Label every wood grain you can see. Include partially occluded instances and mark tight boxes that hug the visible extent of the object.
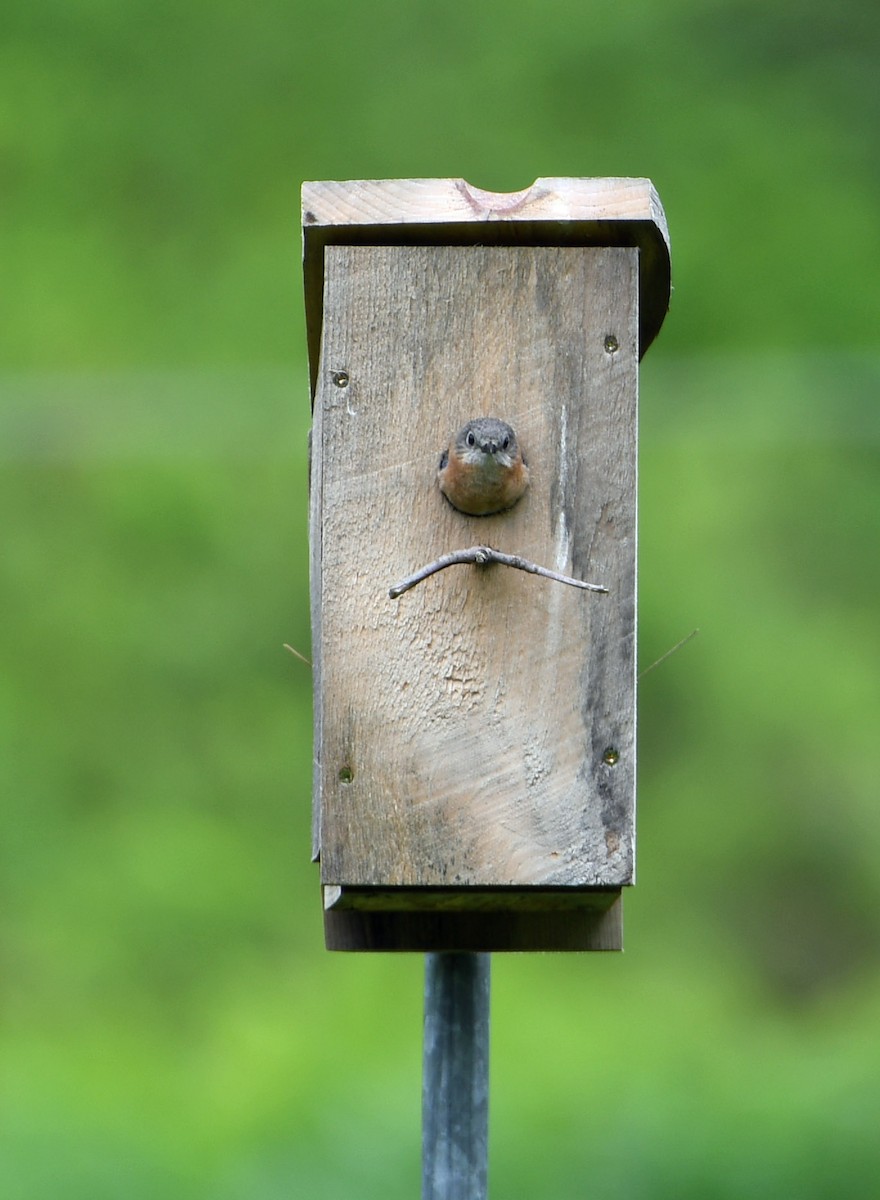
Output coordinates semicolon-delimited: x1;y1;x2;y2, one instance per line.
302;175;666;228
311;244;638;897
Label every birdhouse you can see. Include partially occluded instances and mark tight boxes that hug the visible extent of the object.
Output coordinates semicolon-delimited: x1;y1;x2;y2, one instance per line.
302;178;670;951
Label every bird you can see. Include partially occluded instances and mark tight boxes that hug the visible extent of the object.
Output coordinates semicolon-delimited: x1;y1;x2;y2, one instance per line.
437;417;529;516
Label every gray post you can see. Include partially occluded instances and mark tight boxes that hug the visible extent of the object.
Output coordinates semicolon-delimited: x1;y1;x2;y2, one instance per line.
422;952;491;1200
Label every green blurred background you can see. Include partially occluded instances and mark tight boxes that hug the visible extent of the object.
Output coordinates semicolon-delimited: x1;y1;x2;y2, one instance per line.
2;1;879;1196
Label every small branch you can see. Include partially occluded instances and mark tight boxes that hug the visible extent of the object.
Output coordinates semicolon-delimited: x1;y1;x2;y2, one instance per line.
283;643;312;667
638;628;699;680
389;546;608;600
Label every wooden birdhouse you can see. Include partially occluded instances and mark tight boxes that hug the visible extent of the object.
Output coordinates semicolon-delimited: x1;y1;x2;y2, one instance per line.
302;178;670;951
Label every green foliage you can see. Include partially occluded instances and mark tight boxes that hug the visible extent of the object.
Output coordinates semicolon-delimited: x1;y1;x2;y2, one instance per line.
2;1;879;1196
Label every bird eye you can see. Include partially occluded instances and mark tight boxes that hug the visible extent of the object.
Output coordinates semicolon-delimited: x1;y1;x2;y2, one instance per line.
502;436;510;450
466;431;476;447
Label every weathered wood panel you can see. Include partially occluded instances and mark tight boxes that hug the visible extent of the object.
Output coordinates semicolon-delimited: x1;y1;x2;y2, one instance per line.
311;245;638;895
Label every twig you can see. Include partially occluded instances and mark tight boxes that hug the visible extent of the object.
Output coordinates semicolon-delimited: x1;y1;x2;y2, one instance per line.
638;629;699;680
283;643;312;667
389;546;608;600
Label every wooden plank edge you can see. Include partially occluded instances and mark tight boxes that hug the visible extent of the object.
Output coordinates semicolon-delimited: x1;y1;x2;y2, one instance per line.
323;893;623;952
323;885;622;913
302;177;666;231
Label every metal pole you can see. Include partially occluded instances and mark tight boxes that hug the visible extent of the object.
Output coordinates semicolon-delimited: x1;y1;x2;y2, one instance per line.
422;952;491;1200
